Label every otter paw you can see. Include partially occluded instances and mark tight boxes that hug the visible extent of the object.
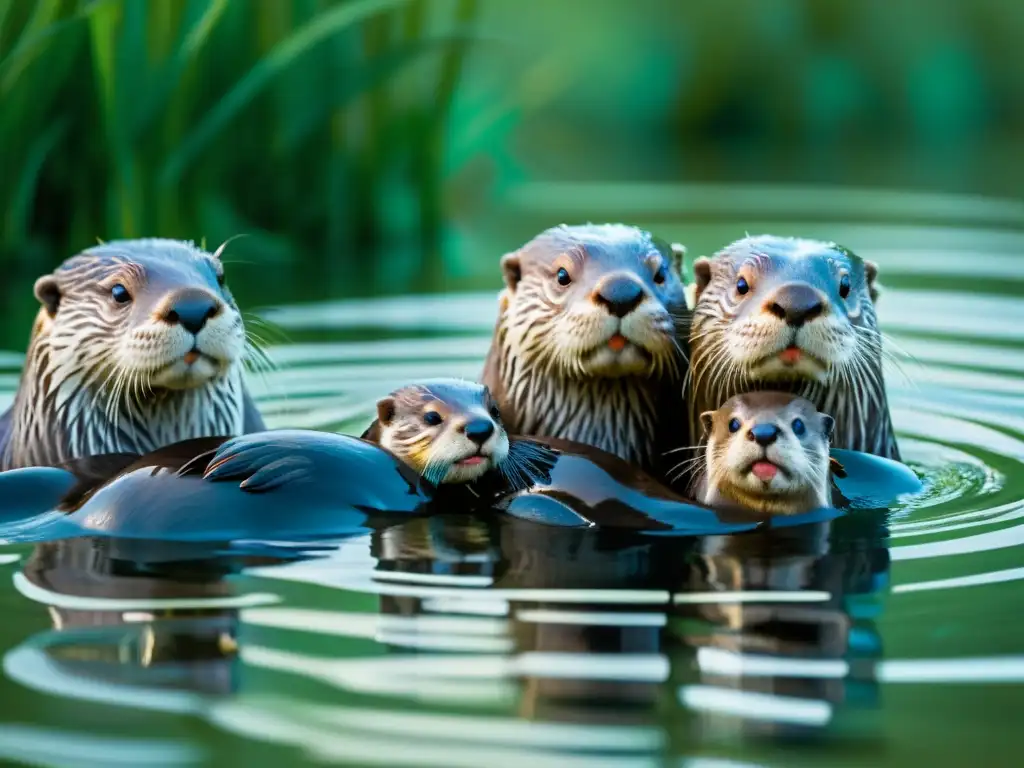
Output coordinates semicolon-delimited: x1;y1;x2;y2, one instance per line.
203;439;317;493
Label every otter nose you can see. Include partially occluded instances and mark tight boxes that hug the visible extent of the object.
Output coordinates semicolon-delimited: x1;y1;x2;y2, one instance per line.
765;282;825;327
162;290;221;335
463;419;495;445
748;423;780;446
594;276;644;318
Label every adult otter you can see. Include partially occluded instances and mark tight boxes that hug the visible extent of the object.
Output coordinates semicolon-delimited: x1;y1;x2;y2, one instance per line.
0;238;264;470
689;234;899;463
481;224;689;475
696;391;834;516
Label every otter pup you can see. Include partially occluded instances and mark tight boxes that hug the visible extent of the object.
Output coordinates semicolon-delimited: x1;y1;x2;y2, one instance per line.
697;391;834;516
689;234;899;463
0;239;264;470
481;223;689;475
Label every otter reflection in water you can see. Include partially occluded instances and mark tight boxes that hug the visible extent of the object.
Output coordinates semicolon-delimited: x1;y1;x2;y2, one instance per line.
368;511;889;746
4;537;313;707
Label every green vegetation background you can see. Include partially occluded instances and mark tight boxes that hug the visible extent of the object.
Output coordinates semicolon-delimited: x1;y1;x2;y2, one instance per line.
1;0;1021;325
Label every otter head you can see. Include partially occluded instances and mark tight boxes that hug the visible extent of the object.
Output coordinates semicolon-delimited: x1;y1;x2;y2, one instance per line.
369;379;511;486
691;235;879;387
498;224;687;379
700;391;833;514
33;238;245;392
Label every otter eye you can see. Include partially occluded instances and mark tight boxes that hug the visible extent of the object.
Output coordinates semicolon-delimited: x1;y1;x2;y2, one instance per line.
653;265;666;285
111;284;132;304
423;411;443;426
839;274;851;299
556;267;572;287
736;277;750;296
791;418;806;437
728;418;741;433
489;403;502;420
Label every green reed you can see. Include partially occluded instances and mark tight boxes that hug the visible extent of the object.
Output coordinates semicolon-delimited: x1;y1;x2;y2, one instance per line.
0;0;479;286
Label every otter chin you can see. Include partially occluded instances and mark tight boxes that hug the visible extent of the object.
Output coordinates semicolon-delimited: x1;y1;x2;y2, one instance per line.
0;238;265;470
481;223;690;474
689;234;899;463
697;391;834;516
362;378;512;486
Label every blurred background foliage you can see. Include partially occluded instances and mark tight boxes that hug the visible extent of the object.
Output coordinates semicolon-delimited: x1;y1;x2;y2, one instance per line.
0;0;1022;318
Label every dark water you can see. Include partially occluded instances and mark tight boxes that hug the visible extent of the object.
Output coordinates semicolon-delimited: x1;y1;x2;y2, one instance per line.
0;199;1023;766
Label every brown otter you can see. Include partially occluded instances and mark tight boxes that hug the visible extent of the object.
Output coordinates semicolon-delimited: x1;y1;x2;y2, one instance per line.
688;235;899;465
0;238;265;470
696;391;834;516
481;223;690;476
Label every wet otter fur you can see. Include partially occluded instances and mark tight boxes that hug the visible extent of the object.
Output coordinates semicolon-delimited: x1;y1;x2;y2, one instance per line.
687;235;899;472
481;223;690;480
0;239;265;470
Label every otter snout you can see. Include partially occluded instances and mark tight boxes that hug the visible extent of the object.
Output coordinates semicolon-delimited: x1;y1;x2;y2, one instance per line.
462;418;496;446
592;274;645;318
159;288;223;334
763;282;827;327
747;423;780;446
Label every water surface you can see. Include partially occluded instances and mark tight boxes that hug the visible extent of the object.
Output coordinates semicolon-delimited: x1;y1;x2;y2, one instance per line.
0;194;1023;766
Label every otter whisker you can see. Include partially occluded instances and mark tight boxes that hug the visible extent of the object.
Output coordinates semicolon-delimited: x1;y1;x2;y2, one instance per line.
662;442;703;456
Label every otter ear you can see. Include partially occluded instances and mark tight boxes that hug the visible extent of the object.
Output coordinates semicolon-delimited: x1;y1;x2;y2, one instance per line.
693;257;713;304
820;414;835;439
500;252;522;292
376;397;397;426
34;275;61;317
864;260;881;304
699;410;715;437
668;242;686;274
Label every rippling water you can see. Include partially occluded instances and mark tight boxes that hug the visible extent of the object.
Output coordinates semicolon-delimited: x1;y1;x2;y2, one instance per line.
0;202;1023;766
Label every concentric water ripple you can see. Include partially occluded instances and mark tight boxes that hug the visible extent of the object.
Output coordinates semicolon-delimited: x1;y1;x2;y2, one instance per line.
0;214;1023;765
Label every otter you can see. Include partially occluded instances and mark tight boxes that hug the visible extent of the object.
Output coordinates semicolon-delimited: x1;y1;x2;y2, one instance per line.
481;223;690;476
0;238;265;471
688;234;899;465
360;378;522;488
696;391;834;516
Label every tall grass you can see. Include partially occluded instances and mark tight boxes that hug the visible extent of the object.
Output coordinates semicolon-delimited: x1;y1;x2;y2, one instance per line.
0;0;479;293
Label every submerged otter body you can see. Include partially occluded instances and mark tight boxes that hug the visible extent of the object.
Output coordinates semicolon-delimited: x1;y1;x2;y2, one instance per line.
0;380;757;540
688;235;899;467
0;378;919;542
0;239;264;471
359;378;756;533
481;224;690;478
3;434;433;542
696;391;834;516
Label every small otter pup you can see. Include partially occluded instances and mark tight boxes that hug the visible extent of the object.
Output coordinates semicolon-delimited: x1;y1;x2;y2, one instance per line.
697;392;834;516
360;378;547;489
689;234;899;463
481;223;690;476
0;238;264;470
